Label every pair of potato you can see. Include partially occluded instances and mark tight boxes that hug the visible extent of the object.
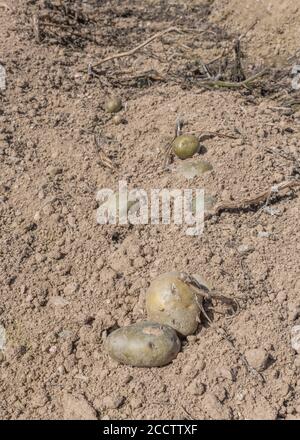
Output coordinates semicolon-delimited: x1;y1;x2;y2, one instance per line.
106;271;207;367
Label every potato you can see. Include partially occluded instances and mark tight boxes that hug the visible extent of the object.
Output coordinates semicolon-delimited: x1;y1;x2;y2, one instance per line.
106;321;181;367
146;271;209;336
105;96;122;113
172;135;200;160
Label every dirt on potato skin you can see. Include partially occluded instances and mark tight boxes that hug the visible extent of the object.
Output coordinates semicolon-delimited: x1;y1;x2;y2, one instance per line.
0;0;300;420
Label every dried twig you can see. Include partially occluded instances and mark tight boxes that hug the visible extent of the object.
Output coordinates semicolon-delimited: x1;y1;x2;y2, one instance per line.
207;180;300;218
91;27;182;70
163;118;184;168
179;272;238;323
231;39;246;82
199;68;269;89
94;134;115;171
32;14;40;43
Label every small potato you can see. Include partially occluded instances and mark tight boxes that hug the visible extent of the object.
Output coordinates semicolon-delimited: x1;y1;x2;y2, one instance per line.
172;135;200;160
146;272;207;336
106;321;181;367
112;114;123;125
105;96;122;113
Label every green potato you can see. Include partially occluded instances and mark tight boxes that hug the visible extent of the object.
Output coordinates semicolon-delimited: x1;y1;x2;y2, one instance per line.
172;135;200;160
106;322;181;367
146;272;203;336
105;96;122;113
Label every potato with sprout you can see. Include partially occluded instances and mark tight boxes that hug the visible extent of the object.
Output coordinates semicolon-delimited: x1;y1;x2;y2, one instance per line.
146;272;202;336
146;272;236;336
106;322;181;367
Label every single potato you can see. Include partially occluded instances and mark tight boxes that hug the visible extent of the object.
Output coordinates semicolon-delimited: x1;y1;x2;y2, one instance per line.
106;321;181;367
105;96;122;113
146;271;205;336
172;134;200;160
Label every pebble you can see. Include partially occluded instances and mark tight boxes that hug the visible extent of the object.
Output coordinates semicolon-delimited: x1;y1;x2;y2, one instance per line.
49;345;57;354
277;291;287;303
288;302;300;321
57;365;66;374
291;326;300;353
67;214;76;227
47;166;62;177
35;253;46;263
0;324;6;350
64;282;79;296
49;296;69;307
257;231;270;238
294;355;300;367
245;348;269;372
237;244;254;255
102;395;125;410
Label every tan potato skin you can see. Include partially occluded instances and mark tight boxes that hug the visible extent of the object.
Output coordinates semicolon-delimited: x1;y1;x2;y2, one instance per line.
105;96;122;113
172;135;200;159
106;322;181;367
146;272;200;336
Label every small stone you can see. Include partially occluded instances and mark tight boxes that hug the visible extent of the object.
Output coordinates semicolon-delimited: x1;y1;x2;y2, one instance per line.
64;282;79;296
237;244;254;255
33;211;40;222
47;166;62;177
58;330;73;339
288;302;300;321
57;365;66;374
277;292;287;303
49;250;63;260
294;355;300;367
0;324;6;350
102;395;125;410
96;257;104;269
216;366;236;381
35;253;46;263
38;190;45;200
291;326;300;353
67;214;76;227
245;348;269;371
112;114;123;125
257;231;270;238
49;296;69;307
49;345;57;354
122;374;133;385
62;393;97;420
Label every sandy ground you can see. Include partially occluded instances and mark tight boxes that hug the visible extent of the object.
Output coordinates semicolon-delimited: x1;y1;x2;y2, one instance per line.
0;0;300;420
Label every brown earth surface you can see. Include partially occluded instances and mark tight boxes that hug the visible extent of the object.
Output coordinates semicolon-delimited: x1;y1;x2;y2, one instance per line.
0;0;300;420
